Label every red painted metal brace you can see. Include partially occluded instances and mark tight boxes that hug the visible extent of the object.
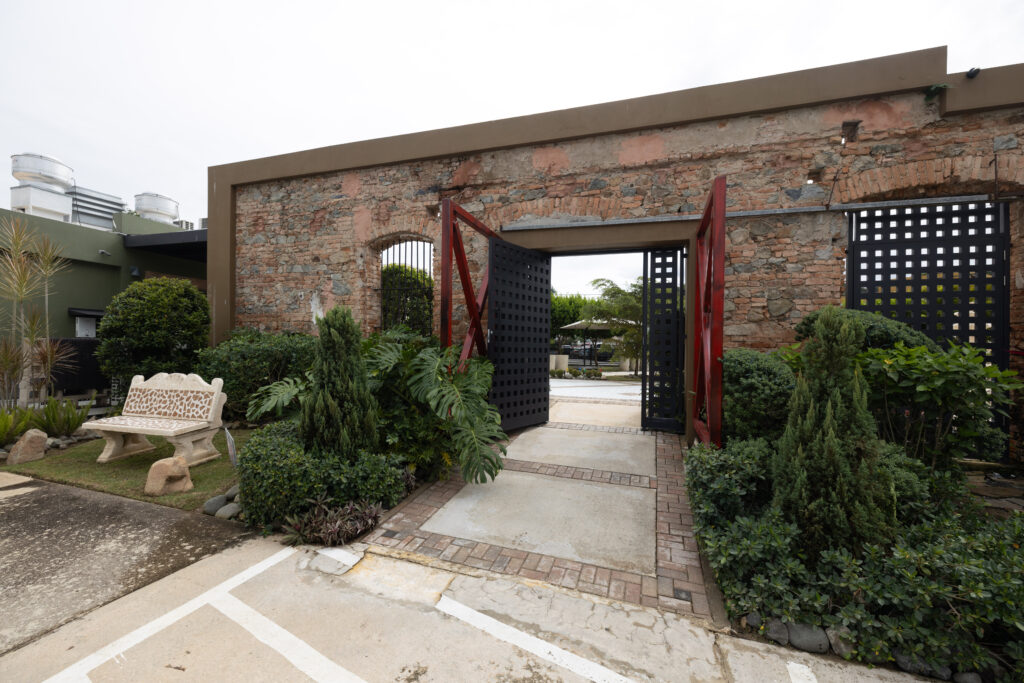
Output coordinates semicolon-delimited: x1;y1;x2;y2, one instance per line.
439;199;503;363
692;176;726;446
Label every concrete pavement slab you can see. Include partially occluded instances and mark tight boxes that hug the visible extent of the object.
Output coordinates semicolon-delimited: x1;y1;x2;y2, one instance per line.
0;481;250;656
551;378;641;401
549;401;641;428
230;552;586;682
507;426;655;474
420;470;656;574
0;472;32;488
87;604;308;682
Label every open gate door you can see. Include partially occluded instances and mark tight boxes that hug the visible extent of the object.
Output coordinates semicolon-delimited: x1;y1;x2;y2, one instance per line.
438;199;551;433
641;247;686;432
487;238;551;432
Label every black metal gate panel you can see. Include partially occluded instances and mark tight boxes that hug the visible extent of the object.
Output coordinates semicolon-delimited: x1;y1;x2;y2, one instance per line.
642;247;686;432
487;238;551;432
847;201;1010;369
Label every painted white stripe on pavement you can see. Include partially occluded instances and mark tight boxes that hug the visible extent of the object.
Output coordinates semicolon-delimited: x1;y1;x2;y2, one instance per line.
44;547;297;683
436;595;633;683
316;546;361;567
211;593;365;683
787;661;819;683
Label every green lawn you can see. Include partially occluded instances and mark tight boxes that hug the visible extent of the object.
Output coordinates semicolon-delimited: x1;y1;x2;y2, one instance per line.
1;429;253;511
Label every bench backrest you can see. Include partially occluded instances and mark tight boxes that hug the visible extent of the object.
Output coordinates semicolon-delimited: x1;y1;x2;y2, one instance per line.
122;373;224;423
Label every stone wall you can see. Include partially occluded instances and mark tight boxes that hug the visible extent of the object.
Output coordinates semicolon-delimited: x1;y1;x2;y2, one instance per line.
232;92;1022;456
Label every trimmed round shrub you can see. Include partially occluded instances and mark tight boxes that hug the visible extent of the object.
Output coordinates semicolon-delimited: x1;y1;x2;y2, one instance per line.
195;328;316;421
96;277;209;389
722;349;795;442
795;307;939;352
238;421;334;527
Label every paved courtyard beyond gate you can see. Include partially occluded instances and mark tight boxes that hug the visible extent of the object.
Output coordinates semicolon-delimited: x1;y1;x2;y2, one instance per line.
365;397;717;621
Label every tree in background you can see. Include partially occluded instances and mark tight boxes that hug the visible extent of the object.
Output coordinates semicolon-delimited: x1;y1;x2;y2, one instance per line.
96;277;209;394
581;278;643;366
381;264;433;337
550;292;587;342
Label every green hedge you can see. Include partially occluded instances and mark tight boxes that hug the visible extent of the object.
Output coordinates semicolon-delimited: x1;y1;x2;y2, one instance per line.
195;328;316;421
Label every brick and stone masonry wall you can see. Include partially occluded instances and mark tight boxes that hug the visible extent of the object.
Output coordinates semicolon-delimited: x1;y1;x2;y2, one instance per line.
233;92;1023;456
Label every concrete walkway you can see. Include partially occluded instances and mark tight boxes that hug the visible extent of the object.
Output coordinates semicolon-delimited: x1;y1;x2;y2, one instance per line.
550;378;642;402
1;537;916;682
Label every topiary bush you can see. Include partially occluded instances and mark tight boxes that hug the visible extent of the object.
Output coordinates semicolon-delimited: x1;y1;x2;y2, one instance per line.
195;328;316;421
96;277;209;391
795;307;939;352
722;349;795;442
299;306;378;460
771;306;896;561
237;421;334;528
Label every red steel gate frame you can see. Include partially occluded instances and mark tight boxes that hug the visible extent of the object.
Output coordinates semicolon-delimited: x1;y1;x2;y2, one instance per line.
692;175;726;446
439;199;502;363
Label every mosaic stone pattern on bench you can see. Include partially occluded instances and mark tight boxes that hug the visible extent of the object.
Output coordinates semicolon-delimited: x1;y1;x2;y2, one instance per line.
122;389;216;421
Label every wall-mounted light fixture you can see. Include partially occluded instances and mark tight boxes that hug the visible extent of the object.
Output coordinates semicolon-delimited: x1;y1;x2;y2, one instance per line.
98;249;111;256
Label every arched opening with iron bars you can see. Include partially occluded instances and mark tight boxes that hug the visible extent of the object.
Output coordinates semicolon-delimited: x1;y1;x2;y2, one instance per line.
379;237;435;336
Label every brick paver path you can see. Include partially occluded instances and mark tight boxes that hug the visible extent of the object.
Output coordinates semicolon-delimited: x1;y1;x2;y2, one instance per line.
365;410;713;620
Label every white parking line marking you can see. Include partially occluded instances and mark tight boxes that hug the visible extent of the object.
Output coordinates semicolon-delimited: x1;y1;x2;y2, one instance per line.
44;547;297;683
787;661;818;683
211;593;365;682
317;546;361;567
436;595;633;683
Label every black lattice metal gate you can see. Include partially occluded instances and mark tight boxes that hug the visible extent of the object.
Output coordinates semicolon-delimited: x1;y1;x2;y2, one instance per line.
487;238;551;432
642;247;687;432
847;201;1010;369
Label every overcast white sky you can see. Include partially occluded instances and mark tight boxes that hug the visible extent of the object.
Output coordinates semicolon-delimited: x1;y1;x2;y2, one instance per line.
3;0;1023;297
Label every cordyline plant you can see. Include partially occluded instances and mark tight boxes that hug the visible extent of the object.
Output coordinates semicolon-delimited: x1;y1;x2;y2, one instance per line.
0;216;75;407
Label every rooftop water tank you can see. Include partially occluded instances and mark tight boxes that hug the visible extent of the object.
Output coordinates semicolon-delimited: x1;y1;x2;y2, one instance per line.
134;192;179;224
11;153;73;192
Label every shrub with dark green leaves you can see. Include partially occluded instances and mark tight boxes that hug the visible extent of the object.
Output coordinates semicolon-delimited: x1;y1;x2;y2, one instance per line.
686;439;774;529
795;307;939;352
341;451;409;508
238;421;335;527
722;349;795;442
381;264;433;336
861;342;1021;469
195;328;316;421
96;277;209;390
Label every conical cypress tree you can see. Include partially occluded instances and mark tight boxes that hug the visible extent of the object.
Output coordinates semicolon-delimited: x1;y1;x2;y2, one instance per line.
299;306;378;460
771;306;893;560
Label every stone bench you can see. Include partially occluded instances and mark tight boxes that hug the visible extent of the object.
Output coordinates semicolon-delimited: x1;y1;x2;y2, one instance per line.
83;373;227;466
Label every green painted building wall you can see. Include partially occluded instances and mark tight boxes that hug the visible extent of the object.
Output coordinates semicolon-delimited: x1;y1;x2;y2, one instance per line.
0;208;205;339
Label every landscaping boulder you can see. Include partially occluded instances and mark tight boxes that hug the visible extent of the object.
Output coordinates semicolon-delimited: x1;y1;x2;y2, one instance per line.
765;619;788;646
8;429;48;464
225;484;239;501
144;456;193;496
787;623;829;654
894;650;933;677
745;612;762;628
203;494;228;516
825;625;854;659
952;673;981;683
215;502;241;520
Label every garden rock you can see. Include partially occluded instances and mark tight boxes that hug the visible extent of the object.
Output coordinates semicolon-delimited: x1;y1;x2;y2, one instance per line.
765;619;788;646
952;673;981;683
225;484;239;501
8;429;48;465
72;427;91;438
894;650;933;677
745;612;761;628
203;494;228;516
144;456;193;496
787;622;829;653
46;437;62;450
825;625;854;659
215;502;241;520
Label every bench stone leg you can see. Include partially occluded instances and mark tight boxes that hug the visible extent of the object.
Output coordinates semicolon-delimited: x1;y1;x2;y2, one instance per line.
95;432;155;463
166;428;220;466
